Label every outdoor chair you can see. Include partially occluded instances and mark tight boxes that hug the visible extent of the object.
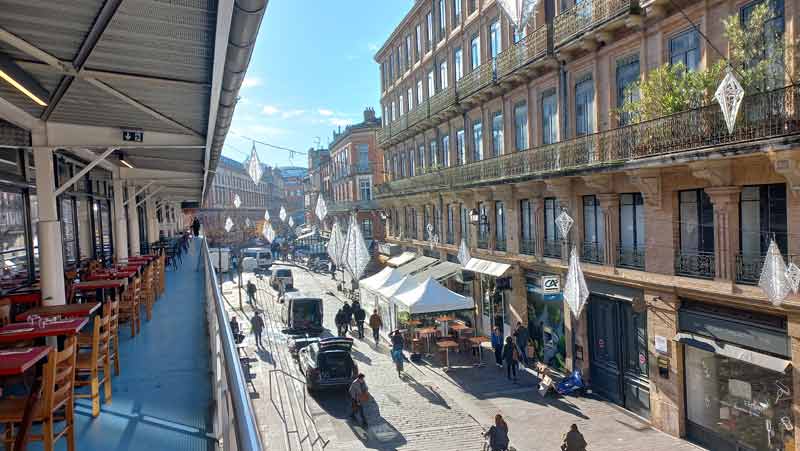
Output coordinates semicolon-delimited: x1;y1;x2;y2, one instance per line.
107;300;121;376
75;312;112;417
118;276;141;337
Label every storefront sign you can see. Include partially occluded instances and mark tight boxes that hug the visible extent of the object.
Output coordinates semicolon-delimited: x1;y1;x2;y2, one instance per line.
679;304;789;357
542;275;560;293
654;335;668;354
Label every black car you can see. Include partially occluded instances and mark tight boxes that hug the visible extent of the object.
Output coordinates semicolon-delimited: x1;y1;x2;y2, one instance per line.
298;337;358;393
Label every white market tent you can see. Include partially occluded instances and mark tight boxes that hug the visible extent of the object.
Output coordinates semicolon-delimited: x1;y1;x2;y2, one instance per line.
386;251;417;267
393;277;474;315
359;267;404;313
375;276;418;332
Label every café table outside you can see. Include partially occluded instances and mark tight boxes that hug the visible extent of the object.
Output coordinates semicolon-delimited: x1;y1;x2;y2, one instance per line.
72;279;127;303
85;269;137;281
0;345;52;451
437;339;459;371
0;317;89;344
417;326;438;355
15;302;100;322
469;336;490;367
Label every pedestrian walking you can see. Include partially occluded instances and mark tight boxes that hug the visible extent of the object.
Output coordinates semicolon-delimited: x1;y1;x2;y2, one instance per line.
348;373;369;427
491;326;504;368
369;309;383;345
513;321;530;366
390;330;404;376
353;303;366;339
246;280;257;305
230;315;244;344
250;311;265;348
561;424;587;451
335;308;346;337
329;261;336;280
484;414;510;451
191;217;201;238
502;336;519;382
341;302;352;335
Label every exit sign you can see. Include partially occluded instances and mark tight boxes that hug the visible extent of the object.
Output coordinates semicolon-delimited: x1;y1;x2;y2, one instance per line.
122;130;143;142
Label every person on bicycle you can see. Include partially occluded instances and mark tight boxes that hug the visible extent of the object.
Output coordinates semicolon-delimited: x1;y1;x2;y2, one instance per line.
485;414;509;451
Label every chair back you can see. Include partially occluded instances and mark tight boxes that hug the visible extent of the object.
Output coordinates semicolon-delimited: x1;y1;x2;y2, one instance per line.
0;297;10;327
51;336;77;411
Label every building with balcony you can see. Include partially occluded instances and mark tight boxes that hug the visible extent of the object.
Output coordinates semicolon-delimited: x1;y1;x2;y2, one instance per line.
305;147;330;227
374;0;800;447
280;166;307;226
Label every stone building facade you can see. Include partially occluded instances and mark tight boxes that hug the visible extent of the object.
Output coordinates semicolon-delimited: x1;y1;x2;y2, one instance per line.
374;0;800;448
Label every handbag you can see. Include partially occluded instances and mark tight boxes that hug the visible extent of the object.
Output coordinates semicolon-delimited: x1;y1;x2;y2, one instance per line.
358;391;370;403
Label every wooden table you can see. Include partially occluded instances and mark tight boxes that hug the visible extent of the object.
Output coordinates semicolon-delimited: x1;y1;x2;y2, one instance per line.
15;302;100;322
4;291;42;306
437;339;459;371
469;336;490;367
0;317;89;344
0;346;52;451
72;279;127;303
417;327;437;355
86;269;137;281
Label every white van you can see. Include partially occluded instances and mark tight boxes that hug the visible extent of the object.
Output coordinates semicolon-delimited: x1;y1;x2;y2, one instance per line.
209;248;231;273
243;247;273;269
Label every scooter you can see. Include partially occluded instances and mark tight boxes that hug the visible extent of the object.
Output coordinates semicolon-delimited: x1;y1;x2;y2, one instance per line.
555;369;586;396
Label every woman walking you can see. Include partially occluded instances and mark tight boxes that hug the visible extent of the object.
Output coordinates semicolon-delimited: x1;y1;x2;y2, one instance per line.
484;414;510;451
491;327;503;368
502;336;519;382
390;330;404;376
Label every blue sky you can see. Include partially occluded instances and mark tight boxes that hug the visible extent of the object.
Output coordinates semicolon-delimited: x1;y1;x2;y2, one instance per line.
224;1;413;168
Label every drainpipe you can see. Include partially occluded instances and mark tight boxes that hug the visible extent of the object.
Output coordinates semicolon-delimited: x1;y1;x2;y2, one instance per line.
559;60;568;141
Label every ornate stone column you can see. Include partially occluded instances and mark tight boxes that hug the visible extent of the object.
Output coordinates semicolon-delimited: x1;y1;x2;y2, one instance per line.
629;169;669;275
705;186;742;283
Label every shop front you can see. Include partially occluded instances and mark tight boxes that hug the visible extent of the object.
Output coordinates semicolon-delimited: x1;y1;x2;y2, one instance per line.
464;257;511;336
526;271;566;372
678;300;794;451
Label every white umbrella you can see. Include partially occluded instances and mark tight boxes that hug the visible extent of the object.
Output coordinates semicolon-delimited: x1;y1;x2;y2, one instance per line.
342;215;371;281
280;206;287;222
246;143;263;185
315;195;328;221
224;217;234;233
759;240;792;306
563;245;589;317
457;238;471;265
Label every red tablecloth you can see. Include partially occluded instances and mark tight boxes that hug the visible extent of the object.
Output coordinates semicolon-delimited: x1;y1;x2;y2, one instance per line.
85;269;137;281
0;317;88;343
0;346;51;376
5;291;42;305
72;279;126;291
16;302;100;321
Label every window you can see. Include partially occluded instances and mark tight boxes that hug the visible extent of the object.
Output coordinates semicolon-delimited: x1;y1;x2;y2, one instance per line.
426;11;434;51
478;202;489;247
453;0;461;24
740;183;787;258
359;179;371;201
434;205;441;236
619;193;645;269
741;0;785;90
358;143;369;170
460;203;469;242
520;199;534;254
60;197;77;263
468;0;477;13
541;90;558;144
387;57;393;82
409;150;415;176
406;35;412;67
544;197;561;257
407;87;414;111
400;153;406;177
495;201;506;251
677;189;715;278
514;101;528;150
472;120;483;161
415;24;422;60
439;0;447;38
429;140;438;167
397;46;403;73
418;145;426;169
575;76;594;136
470;35;480;70
491;111;503;157
513;25;523;43
447;204;455;244
411;207;418;239
582;195;604;263
616;56;640;126
391;101;396;121
428;69;435;96
399;94;404;116
490;21;501;58
440;61;449;89
669;29;700;72
442;135;450;167
456;129;466;165
454;47;463;80
417;79;424;103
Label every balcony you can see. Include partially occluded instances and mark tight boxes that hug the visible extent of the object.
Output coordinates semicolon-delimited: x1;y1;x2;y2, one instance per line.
554;0;640;50
456;63;495;104
580;241;603;264
376;83;800;198
495;238;507;252
496;26;549;80
477;236;490;249
543;239;562;259
327;199;380;214
735;252;800;285
617;244;645;270
675;249;715;279
520;239;536;255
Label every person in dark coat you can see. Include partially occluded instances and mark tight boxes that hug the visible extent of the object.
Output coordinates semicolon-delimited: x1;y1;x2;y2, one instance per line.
250;311;265;348
485;414;510;451
561;424;587;451
353;303;366;339
491;327;504;367
341;302;352;334
191;217;200;237
246;280;257;305
230;315;244;344
502;336;519;382
335;309;346;337
369;309;383;345
513;321;530;366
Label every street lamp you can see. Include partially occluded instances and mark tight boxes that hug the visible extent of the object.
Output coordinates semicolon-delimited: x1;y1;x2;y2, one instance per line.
469;208;480;224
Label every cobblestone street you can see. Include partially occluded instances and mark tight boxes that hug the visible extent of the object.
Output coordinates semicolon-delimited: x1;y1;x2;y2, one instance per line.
222;263;704;451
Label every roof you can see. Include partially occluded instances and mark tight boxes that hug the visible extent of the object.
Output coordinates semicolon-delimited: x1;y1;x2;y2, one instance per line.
0;0;267;203
394;255;438;276
464;258;511;277
393;277;474;315
386;251;417;267
412;261;463;283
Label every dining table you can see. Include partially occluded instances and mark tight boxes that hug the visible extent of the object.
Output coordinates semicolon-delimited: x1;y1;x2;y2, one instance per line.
469;336;490;367
416;326;438;355
437;339;459;371
0;317;89;344
15;302;100;322
0;346;52;451
85;269;137;281
72;279;127;304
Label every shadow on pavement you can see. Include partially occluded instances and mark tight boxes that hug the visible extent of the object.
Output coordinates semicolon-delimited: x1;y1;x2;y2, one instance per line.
401;372;451;409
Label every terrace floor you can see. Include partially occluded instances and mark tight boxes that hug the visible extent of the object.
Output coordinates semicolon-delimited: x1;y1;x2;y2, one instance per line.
29;240;214;451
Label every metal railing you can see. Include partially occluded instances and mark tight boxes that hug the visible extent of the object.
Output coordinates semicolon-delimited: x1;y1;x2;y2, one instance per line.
495;238;507;252
377;83;800;198
477;236;489;249
554;0;637;47
456;63;494;100
496;25;549;79
735;252;800;285
543;239;562;258
617;244;645;270
520;239;536;255
674;249;715;279
202;237;263;451
580;241;603;264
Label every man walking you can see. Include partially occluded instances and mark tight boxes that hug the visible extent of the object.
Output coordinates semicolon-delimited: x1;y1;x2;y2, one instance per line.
513;321;530;366
341;302;352;335
251;311;265;348
491;326;504;368
191;217;201;238
335;308;346;337
368;309;383;345
348;373;369;427
246;280;257;305
353;303;366;339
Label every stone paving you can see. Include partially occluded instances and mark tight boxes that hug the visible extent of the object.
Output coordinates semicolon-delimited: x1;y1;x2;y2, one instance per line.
222;262;705;451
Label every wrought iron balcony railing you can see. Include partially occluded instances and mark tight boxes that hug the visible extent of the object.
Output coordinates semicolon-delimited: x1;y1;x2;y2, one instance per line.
376;83;800;198
456;63;494;100
675;249;715;279
520;239;536;255
477;236;489;249
429;85;457;116
735;252;799;285
495;238;507;252
554;0;638;48
327;199;380;214
496;25;549;79
543;239;562;258
580;241;603;264
617;244;645;270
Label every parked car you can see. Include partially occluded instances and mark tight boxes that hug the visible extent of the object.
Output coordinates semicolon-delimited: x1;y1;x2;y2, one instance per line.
243;247;273;269
288;334;320;359
280;293;323;334
270;268;294;290
298;337;358;393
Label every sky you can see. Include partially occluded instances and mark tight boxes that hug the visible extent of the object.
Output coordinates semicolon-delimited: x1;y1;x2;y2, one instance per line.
224;0;413;169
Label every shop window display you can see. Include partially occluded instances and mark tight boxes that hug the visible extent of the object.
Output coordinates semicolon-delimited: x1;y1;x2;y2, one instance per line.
686;345;795;451
527;292;566;371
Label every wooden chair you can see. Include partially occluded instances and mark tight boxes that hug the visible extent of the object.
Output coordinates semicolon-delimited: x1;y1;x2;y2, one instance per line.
75;313;112;417
118;276;141;337
141;267;155;321
106;299;121;376
0;336;78;451
0;298;10;327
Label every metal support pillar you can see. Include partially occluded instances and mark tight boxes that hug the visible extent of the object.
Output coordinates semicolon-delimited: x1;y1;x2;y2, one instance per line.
112;175;129;261
33;147;66;306
127;182;141;256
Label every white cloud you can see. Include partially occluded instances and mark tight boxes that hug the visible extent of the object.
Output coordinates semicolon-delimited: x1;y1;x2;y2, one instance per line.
232;124;289;138
281;109;305;119
368;42;380;52
329;117;353;127
241;76;262;89
262;105;280;115
318;108;334;117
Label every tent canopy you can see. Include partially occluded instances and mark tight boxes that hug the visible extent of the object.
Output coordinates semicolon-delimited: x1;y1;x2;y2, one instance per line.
393;277;475;315
377;275;416;299
387;252;417;267
395;255;438;276
360;267;403;292
464;258;511;277
412;261;463;283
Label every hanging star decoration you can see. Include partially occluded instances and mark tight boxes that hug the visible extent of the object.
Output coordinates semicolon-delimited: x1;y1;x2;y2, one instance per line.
497;0;538;34
288;216;295;228
246;143;263;185
564;245;590;317
458;238;471;265
555;209;574;238
233;194;241;209
714;66;745;135
758;240;792;306
264;209;270;221
279;206;287;222
245;218;252;228
224;217;234;233
315;195;328;221
426;223;440;250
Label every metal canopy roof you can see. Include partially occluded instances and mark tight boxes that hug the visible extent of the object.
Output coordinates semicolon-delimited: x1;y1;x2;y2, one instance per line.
0;0;267;202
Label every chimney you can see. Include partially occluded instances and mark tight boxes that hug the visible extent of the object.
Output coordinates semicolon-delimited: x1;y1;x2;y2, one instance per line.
364;107;376;122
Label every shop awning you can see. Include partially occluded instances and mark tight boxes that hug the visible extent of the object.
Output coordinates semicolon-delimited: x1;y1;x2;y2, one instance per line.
386;251;417;267
393;277;474;314
675;333;792;373
360;267;403;292
464;258;511;277
395;255;438;276
412;261;463;283
377;276;417;299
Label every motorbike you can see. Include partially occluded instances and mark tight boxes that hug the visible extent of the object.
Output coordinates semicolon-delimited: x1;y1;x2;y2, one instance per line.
554;369;586;396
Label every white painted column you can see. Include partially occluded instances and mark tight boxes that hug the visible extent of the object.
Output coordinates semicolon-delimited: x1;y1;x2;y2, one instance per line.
146;197;157;244
33;147;66;306
112;175;129;261
127;182;141;256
